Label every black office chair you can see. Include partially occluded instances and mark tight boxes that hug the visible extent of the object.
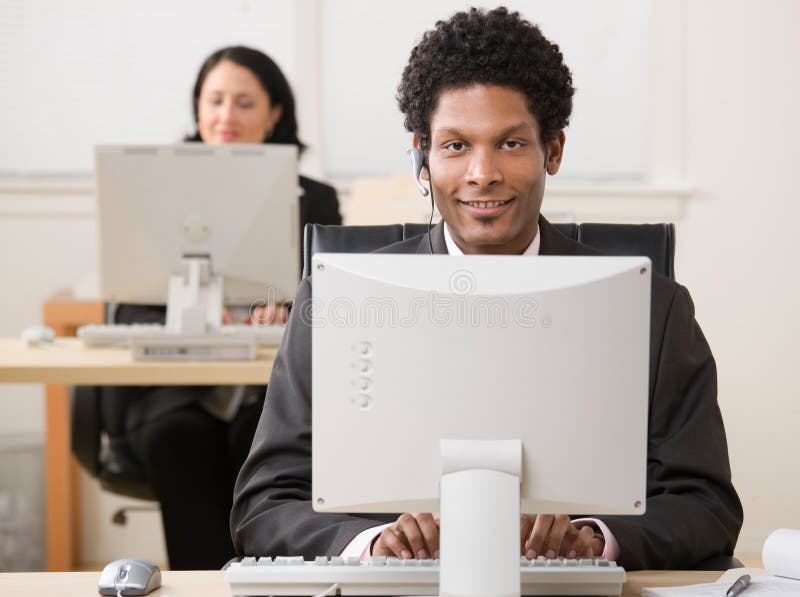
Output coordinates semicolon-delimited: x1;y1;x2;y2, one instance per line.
71;302;158;502
302;224;405;278
304;222;676;280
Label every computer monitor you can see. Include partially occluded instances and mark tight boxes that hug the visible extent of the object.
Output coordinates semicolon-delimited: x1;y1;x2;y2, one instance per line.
95;143;299;327
311;253;650;596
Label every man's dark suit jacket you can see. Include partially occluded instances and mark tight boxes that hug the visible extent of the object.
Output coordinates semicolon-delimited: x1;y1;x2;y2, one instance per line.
230;217;743;570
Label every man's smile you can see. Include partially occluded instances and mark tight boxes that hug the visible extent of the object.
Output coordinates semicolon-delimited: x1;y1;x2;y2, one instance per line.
456;197;515;216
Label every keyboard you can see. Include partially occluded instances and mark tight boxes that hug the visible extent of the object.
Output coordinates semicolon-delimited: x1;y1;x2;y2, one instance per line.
78;323;286;360
227;556;625;596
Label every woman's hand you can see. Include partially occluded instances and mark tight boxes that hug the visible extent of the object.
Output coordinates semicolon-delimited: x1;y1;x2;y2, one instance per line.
244;303;290;325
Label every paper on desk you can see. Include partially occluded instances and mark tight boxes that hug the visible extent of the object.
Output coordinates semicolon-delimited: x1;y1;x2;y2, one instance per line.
642;575;799;596
763;528;800;579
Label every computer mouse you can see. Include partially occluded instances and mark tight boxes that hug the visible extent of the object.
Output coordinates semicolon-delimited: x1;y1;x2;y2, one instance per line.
21;325;56;345
98;558;162;596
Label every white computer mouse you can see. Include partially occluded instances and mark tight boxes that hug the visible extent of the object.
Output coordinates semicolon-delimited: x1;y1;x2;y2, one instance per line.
98;558;162;596
20;325;56;345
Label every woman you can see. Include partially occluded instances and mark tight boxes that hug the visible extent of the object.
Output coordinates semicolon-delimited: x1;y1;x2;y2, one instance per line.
119;46;341;569
185;46;341;245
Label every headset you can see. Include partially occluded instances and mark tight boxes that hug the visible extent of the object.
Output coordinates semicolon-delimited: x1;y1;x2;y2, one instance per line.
406;147;435;253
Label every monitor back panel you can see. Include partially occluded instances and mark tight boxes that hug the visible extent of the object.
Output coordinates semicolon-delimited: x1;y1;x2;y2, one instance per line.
95;143;299;305
312;254;650;516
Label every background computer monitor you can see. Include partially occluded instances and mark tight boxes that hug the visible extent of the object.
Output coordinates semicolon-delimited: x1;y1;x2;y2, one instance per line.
95;143;299;308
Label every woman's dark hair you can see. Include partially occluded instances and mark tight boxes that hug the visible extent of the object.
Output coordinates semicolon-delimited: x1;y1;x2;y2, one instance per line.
397;6;574;153
186;45;306;152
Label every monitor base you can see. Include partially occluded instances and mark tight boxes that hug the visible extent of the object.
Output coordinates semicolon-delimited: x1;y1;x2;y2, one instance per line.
439;439;522;597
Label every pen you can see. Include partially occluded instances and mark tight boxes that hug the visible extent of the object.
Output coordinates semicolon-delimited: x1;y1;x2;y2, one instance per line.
725;574;751;597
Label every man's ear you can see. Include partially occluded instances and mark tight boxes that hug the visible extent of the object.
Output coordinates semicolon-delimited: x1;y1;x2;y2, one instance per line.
545;130;566;176
412;134;430;181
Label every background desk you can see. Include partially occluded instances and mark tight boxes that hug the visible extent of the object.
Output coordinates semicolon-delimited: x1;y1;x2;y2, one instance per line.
0;296;276;571
0;570;725;597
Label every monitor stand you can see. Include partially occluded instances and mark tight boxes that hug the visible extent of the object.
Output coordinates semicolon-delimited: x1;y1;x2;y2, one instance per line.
165;255;223;334
128;255;256;360
439;439;522;597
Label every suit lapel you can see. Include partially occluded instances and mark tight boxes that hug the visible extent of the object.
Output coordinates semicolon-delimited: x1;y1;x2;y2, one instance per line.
415;221;448;254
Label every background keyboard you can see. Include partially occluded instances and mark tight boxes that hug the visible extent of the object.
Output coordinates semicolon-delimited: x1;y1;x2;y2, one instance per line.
227;556;625;596
78;323;286;347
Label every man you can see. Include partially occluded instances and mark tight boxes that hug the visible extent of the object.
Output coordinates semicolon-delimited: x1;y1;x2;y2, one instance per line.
231;7;742;570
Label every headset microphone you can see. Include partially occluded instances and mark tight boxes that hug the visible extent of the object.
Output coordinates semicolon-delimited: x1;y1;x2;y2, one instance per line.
406;147;429;197
406;147;435;254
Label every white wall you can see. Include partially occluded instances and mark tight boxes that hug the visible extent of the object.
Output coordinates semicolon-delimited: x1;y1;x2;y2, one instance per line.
679;0;800;551
0;186;97;435
1;0;798;567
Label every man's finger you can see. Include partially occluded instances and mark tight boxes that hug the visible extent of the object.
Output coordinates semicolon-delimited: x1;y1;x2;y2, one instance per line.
373;527;411;558
520;515;534;556
414;513;440;559
525;514;554;559
564;525;596;558
545;515;572;558
396;513;427;559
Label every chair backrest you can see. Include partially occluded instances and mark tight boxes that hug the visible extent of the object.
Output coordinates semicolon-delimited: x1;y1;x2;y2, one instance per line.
304;222;675;280
302;224;403;277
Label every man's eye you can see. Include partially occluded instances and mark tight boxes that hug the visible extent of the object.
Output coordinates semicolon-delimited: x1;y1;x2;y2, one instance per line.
446;142;465;151
503;140;523;149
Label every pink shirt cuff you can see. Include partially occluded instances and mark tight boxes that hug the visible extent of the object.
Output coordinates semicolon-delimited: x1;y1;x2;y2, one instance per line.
340;523;391;559
572;518;620;561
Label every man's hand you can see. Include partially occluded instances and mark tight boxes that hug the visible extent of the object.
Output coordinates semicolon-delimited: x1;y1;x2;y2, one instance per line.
372;513;440;560
520;514;603;559
371;512;604;560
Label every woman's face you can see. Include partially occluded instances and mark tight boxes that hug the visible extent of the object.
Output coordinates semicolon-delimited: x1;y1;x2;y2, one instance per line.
197;60;283;144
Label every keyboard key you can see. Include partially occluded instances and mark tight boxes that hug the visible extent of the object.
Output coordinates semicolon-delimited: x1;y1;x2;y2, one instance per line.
314;556;328;566
329;556;344;566
274;556;304;566
345;556;360;566
256;557;273;566
241;557;257;566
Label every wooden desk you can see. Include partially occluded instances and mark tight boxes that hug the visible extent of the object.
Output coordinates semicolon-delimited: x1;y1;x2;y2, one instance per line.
0;569;725;597
0;339;277;385
0;297;276;572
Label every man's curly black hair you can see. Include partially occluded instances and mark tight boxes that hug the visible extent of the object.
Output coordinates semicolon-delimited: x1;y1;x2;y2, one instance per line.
397;6;574;154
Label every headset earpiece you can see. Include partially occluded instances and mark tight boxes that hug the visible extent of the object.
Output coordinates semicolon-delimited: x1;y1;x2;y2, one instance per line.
406;147;429;197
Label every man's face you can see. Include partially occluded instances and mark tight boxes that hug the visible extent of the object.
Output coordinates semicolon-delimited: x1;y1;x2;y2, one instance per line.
421;84;564;255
